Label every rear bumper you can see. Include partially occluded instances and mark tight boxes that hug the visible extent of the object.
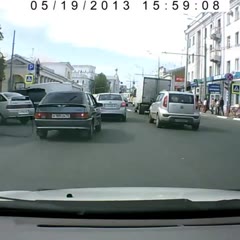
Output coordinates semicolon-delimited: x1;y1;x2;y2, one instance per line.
100;108;126;116
4;108;35;119
159;112;200;125
35;118;92;130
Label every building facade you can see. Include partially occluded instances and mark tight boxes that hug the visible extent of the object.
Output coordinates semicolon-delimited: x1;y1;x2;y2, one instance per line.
161;67;185;91
72;65;96;93
41;62;74;80
3;54;80;91
185;0;240;107
106;74;120;93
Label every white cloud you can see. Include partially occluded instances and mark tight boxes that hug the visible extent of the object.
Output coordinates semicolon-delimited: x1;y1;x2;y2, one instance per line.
0;0;194;58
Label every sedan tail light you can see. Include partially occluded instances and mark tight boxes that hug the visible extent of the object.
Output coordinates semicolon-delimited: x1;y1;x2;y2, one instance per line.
71;112;89;119
121;102;126;107
35;112;49;119
163;96;168;108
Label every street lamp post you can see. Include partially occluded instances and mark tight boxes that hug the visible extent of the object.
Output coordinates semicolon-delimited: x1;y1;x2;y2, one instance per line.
185;32;189;91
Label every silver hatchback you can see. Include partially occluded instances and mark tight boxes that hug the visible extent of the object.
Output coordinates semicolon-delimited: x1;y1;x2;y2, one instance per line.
149;91;200;130
96;93;127;121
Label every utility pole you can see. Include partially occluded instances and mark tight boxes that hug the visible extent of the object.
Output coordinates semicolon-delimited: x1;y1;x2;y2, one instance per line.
9;30;16;91
204;36;207;99
157;56;160;78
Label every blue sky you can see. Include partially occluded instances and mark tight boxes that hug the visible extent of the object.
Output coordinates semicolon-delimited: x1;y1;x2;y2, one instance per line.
0;0;196;86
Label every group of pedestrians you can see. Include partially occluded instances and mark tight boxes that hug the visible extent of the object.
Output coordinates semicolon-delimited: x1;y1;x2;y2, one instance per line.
197;97;225;116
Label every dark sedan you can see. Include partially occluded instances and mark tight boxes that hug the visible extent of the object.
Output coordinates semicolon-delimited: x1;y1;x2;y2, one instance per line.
35;91;102;139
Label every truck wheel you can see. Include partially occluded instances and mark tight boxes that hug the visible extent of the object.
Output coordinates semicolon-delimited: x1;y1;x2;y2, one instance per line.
139;105;144;115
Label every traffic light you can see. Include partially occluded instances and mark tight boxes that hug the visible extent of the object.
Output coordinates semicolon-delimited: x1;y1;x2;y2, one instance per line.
36;60;40;76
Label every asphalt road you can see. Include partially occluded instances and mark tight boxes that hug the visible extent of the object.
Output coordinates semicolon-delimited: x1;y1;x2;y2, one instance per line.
0;108;240;191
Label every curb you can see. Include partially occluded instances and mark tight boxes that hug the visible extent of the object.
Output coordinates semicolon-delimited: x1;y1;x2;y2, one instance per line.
201;113;240;121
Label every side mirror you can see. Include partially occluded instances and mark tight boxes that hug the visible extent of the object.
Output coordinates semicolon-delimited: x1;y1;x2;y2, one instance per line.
97;102;103;107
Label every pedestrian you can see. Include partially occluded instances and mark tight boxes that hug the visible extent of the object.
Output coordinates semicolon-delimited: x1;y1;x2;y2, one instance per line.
216;99;220;115
210;98;215;114
203;98;207;112
219;97;224;116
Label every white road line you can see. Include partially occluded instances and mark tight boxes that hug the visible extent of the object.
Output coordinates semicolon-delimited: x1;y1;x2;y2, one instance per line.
127;109;132;112
233;118;240;121
217;116;228;119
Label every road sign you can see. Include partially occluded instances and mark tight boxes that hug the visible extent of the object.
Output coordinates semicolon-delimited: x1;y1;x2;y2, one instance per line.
208;83;221;93
232;84;240;94
25;75;34;84
28;63;34;71
225;73;233;81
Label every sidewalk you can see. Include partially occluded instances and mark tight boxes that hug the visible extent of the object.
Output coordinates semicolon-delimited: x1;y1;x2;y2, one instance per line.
200;111;240;121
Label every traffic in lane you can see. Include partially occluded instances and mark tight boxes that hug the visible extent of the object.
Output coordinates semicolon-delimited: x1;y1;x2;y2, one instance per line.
0;110;240;191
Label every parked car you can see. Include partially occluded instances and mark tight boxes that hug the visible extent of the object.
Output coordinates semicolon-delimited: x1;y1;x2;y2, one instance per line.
149;91;200;130
95;93;127;121
0;92;35;125
34;91;103;139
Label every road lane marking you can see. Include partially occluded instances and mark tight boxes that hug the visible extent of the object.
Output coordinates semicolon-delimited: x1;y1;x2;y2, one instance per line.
217;116;228;119
233;118;240;121
127;109;133;112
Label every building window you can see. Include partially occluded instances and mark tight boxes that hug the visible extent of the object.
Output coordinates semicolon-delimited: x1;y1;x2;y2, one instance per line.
191;71;194;80
192;54;194;63
227;61;231;73
210;24;212;30
235;58;239;71
217;19;221;27
192;36;195;45
205;28;207;38
187;72;190;81
188;55;191;64
210;44;213;51
235;6;239;20
227;36;231;48
227;13;230;25
209;66;212;76
235;32;239;45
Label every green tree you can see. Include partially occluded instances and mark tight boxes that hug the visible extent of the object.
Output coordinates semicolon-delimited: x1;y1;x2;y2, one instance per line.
94;73;110;94
0;26;6;89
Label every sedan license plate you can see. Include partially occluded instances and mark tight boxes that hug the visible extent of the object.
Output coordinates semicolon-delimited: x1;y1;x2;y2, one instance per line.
18;110;29;115
175;119;188;123
105;104;117;108
52;114;70;119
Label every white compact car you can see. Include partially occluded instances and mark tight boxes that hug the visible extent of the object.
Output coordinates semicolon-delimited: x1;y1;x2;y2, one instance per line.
149;91;200;130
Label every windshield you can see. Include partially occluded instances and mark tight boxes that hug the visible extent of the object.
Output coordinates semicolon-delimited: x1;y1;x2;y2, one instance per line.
98;94;122;101
169;94;194;104
3;92;22;98
41;92;85;104
1;0;240;218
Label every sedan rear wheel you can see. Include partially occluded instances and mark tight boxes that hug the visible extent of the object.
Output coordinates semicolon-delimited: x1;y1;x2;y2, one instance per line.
95;120;102;132
37;129;48;139
19;117;29;125
0;114;6;125
87;122;94;140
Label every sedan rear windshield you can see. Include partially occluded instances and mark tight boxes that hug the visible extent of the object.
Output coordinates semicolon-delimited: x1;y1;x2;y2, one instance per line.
41;92;85;104
98;94;122;101
169;94;194;104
